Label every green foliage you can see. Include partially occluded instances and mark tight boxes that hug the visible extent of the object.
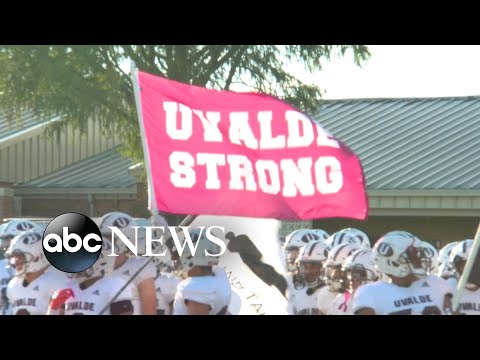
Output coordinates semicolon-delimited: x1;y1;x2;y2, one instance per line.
0;45;370;164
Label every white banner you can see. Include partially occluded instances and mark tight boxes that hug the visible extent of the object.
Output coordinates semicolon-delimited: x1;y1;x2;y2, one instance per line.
190;216;288;315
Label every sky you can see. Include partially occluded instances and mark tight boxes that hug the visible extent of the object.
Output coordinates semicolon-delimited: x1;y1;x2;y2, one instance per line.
312;45;480;100
126;45;480;100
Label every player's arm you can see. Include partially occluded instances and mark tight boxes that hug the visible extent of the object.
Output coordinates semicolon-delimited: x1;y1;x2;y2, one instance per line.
185;299;211;315
136;262;158;315
138;278;157;315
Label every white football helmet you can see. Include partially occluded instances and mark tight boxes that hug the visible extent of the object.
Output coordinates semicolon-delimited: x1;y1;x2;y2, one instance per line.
312;229;330;242
324;243;361;293
417;241;439;275
326;228;369;249
0;219;37;251
450;239;473;277
176;228;222;277
342;248;379;290
97;212;138;256
283;229;321;272
344;228;370;248
5;229;49;276
373;231;426;278
297;240;331;288
436;241;459;278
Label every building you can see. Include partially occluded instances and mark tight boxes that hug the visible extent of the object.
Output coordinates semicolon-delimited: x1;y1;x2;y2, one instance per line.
0;111;149;221
311;96;480;246
1;96;479;245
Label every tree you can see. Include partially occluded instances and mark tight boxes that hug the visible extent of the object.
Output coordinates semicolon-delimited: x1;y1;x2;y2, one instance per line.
0;45;370;163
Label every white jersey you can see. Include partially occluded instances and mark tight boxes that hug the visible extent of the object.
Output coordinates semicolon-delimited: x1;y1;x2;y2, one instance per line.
155;273;181;315
287;285;323;315
353;275;453;315
7;270;71;315
329;291;355;315
109;257;156;315
0;259;14;315
317;286;338;315
64;276;135;315
173;266;232;315
456;287;480;315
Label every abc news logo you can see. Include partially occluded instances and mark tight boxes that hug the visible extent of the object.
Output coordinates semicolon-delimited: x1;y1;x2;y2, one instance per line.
42;213;226;273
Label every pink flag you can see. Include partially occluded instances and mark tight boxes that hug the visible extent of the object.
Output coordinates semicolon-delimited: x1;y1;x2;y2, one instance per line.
135;70;368;220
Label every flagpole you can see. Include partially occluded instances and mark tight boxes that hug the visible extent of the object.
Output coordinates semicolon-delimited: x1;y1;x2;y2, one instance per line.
130;61;158;216
451;222;480;313
97;64;198;315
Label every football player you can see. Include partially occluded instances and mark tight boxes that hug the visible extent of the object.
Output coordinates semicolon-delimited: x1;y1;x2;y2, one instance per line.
329;248;379;315
436;241;460;281
353;231;454;315
282;229;323;274
173;228;231;315
0;219;37;315
320;243;361;314
287;240;330;315
6;229;70;315
283;229;323;302
449;239;480;315
53;238;135;315
150;243;181;315
98;212;157;315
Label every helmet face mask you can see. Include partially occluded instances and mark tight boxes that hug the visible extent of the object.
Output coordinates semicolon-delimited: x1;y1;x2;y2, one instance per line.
325;264;347;293
373;231;429;279
5;230;48;276
449;240;473;279
405;246;429;275
286;247;300;272
7;251;32;276
283;229;322;272
295;240;330;288
345;267;368;292
343;248;379;292
323;243;361;293
436;241;459;278
298;261;323;287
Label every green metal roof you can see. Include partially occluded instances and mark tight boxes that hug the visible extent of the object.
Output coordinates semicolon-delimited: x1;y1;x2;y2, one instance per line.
18;146;136;190
12;96;480;193
0;110;60;141
315;96;480;191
